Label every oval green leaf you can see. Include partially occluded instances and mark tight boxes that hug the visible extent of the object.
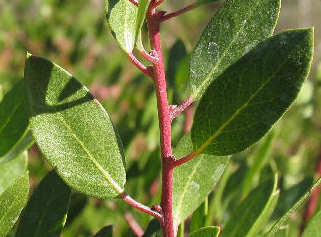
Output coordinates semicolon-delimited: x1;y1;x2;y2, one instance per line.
189;0;281;100
191;29;314;156
105;0;137;53
302;209;321;237
0;80;29;157
16;170;71;237
173;133;229;226
188;226;220;237
221;175;279;237
24;55;126;199
0;172;29;237
0;151;28;195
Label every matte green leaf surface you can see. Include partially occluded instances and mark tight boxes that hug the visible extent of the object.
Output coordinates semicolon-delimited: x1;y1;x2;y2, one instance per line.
0;80;29;157
189;0;281;100
188;226;220;237
173;133;229;226
16;170;71;237
93;226;113;237
105;0;137;52
0;172;29;237
135;0;149;44
24;55;126;199
192;29;314;156
0;152;27;195
221;176;279;237
196;0;220;6
301;209;321;237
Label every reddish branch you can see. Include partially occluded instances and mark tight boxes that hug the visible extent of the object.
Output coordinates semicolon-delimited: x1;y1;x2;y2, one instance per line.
128;0;139;6
169;97;193;122
125;213;144;237
161;4;197;22
127;53;153;78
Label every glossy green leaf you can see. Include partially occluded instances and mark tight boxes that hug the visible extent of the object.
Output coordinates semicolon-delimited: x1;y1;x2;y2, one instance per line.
0;152;28;195
105;0;137;53
221;176;279;237
0;80;29;157
135;0;149;44
188;226;220;237
302;209;321;237
93;226;113;237
0;172;29;237
24;54;126;199
192;29;314;156
16;170;71;237
189;0;281;100
266;177;321;237
173;133;229;226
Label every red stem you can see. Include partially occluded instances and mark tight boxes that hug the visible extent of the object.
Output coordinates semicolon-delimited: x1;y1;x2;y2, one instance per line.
170;97;193;122
161;4;197;22
184;106;194;133
125;212;144;237
172;151;199;167
128;0;139;6
128;53;153;78
147;5;175;237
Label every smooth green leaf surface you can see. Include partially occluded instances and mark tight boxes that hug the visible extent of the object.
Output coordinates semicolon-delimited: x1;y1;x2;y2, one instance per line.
16;170;71;237
0;172;29;237
221;176;279;237
93;226;113;237
0;80;29;157
142;219;161;237
135;0;149;44
192;29;314;156
0;152;27;195
105;0;137;52
25;55;126;199
196;0;220;6
173;133;229;226
189;0;281;100
302;209;321;237
188;226;220;237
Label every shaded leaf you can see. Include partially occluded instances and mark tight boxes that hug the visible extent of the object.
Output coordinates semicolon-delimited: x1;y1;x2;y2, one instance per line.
301;209;321;237
0;172;29;237
0;152;28;195
142;219;162;237
192;29;314;156
189;0;281;100
221;175;279;237
173;133;229;226
188;226;220;237
93;226;113;237
24;55;126;199
65;193;88;226
135;0;149;44
0;80;29;157
105;0;137;53
16;170;71;237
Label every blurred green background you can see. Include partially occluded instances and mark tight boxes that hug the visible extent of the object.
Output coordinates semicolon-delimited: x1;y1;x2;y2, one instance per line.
1;0;321;236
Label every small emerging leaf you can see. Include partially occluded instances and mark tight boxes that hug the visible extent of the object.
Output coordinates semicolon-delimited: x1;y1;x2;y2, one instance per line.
301;209;321;237
192;29;314;156
16;170;71;237
93;226;113;237
0;172;29;237
24;55;126;199
188;226;220;237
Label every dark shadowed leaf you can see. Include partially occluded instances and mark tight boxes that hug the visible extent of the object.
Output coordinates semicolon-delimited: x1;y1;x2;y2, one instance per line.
0;172;29;237
192;29;314;156
173;133;229;226
188;226;220;237
142;219;161;237
16;170;71;237
189;0;281;100
24;55;126;199
0;80;29;157
93;226;113;237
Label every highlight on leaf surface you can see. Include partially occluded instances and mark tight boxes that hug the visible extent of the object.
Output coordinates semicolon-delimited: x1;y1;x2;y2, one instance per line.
191;28;314;156
24;54;126;199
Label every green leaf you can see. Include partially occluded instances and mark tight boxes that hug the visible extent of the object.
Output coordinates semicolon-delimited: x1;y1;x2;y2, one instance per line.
135;0;149;44
24;54;126;199
0;172;29;237
191;29;314;156
16;170;71;237
0;85;3;102
221;175;279;237
93;226;113;237
189;200;207;233
0;80;29;157
173;133;229;226
266;177;321;237
195;0;220;6
142;219;162;237
302;209;321;237
0;152;28;195
188;226;220;237
105;0;137;53
189;0;281;100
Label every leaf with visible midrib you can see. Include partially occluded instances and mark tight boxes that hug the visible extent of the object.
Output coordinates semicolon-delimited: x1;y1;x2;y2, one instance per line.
24;54;126;199
16;170;71;237
301;209;321;237
173;133;229;226
188;226;220;237
0;80;29;157
105;0;137;53
192;29;314;156
0;172;29;237
189;0;281;100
